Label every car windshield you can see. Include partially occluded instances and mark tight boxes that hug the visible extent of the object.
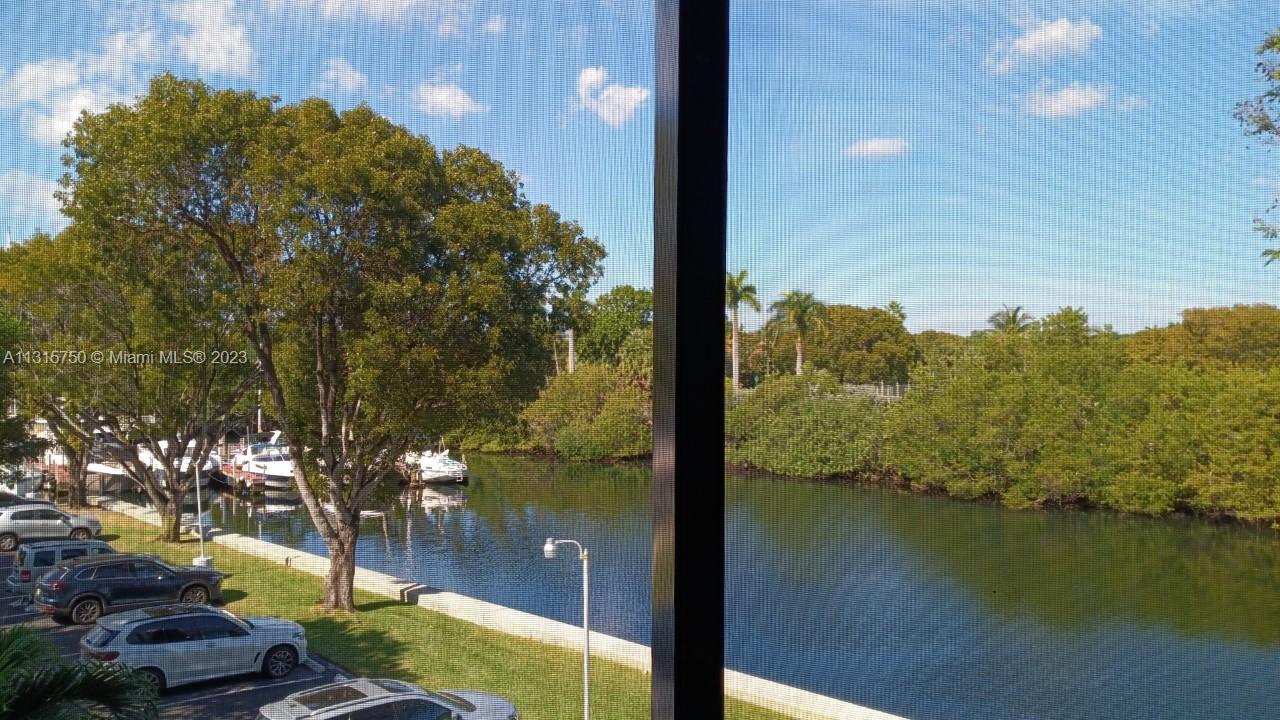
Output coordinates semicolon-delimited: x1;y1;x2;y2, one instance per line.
429;692;476;713
292;685;368;710
84;627;118;647
212;607;252;630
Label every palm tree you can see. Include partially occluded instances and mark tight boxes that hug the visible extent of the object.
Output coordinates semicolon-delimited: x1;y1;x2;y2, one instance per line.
770;291;827;375
988;304;1032;333
0;626;157;720
725;270;761;391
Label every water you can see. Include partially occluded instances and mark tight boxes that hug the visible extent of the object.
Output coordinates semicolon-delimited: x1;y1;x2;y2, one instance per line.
205;455;1280;720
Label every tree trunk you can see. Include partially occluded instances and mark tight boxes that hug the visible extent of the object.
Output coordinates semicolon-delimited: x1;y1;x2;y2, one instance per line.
796;339;804;376
162;494;183;543
731;308;740;391
553;335;561;376
566;328;576;374
67;454;88;508
322;524;359;612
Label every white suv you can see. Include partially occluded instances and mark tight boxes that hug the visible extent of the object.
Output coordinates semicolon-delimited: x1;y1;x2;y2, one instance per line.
257;678;519;720
80;604;307;692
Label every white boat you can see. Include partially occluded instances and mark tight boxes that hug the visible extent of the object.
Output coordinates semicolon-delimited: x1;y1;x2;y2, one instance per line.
243;450;295;490
402;449;468;484
231;431;285;469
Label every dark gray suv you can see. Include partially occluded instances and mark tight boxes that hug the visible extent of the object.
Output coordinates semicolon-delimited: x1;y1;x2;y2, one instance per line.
32;554;224;624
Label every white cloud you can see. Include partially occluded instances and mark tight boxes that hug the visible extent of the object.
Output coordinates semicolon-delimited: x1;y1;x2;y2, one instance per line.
576;66;649;128
89;31;158;80
321;58;368;92
0;60;79;107
1116;94;1149;112
0;170;66;232
1025;81;1108;118
416;81;488;117
24;89;113;145
844;137;909;158
1252;177;1280;192
483;15;506;33
986;17;1102;74
268;0;465;37
171;0;254;78
0;30;156;146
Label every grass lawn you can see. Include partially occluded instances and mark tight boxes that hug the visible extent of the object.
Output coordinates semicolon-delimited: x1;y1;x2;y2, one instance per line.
95;512;796;720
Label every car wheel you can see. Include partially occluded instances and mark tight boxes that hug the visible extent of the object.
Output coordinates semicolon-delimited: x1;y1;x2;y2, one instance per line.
179;585;209;604
137;667;166;694
69;528;91;540
0;533;16;552
262;645;298;679
70;598;103;625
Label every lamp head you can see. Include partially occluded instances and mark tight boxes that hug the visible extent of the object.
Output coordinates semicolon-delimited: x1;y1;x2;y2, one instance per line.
543;538;557;559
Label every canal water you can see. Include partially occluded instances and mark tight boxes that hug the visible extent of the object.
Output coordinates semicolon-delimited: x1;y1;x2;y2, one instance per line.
205;454;1280;720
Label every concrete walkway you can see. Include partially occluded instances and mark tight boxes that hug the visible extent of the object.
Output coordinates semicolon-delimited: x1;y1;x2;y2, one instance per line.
93;497;908;720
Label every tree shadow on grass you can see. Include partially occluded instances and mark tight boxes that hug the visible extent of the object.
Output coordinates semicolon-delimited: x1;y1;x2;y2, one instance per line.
301;616;411;678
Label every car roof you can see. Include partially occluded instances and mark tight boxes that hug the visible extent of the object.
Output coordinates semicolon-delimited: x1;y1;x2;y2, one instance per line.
284;679;458;715
58;553;159;568
0;503;64;512
21;539;112;550
99;603;233;629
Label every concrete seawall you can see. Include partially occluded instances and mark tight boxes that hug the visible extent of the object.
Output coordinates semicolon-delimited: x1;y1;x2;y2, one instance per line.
93;496;907;720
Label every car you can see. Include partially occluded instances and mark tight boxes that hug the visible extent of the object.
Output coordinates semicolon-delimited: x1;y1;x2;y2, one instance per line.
32;553;224;624
0;489;55;509
257;678;519;720
79;603;307;692
0;504;102;551
5;539;115;594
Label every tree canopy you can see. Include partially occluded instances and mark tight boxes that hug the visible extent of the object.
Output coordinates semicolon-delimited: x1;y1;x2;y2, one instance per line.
59;74;604;608
578;285;653;364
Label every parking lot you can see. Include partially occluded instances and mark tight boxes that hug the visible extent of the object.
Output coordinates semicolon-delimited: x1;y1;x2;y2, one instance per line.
0;551;347;719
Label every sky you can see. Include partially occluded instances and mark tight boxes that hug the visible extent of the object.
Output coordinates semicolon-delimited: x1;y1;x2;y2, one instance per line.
0;0;1278;333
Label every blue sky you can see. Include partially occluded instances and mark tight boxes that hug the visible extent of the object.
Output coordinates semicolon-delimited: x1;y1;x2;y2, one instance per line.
1;1;1278;333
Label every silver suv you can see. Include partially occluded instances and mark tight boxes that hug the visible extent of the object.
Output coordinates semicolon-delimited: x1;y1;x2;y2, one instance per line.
6;539;115;594
0;505;103;551
257;678;519;720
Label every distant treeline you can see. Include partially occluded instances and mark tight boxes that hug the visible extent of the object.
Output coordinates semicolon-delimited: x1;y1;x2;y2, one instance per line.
460;298;1280;527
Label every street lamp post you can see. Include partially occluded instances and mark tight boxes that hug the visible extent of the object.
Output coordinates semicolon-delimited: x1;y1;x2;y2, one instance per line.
543;537;590;720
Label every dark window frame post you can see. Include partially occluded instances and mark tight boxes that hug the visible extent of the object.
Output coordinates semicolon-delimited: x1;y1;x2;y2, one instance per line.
653;1;729;718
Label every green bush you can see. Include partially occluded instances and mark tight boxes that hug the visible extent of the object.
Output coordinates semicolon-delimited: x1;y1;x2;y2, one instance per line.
726;372;883;478
521;363;651;461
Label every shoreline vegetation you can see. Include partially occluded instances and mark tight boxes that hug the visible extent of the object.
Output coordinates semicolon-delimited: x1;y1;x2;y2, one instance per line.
463;303;1280;531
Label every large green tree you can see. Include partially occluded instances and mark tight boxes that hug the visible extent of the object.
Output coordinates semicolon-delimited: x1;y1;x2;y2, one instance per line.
0;313;46;468
807;304;918;384
1237;28;1280;263
1;228;254;537
769;291;827;375
62;75;602;609
578;285;652;364
725;270;760;392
